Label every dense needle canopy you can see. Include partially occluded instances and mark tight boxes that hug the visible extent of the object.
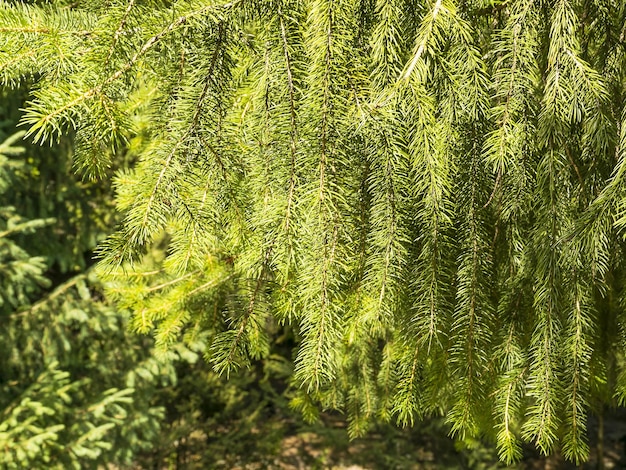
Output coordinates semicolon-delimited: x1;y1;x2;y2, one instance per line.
1;0;626;463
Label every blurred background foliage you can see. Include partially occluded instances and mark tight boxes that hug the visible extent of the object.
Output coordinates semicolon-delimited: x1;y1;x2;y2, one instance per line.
0;84;174;468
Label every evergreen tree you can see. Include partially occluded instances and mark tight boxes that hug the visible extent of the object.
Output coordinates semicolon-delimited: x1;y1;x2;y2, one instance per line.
2;0;626;463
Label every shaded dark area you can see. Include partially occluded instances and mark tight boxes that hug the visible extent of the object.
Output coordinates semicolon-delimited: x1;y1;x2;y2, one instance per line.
129;354;626;469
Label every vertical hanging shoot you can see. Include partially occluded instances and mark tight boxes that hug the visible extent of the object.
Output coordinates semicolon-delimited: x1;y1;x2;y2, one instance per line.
438;9;492;439
358;0;410;348
485;0;540;461
293;0;359;393
612;106;626;403
390;0;457;426
524;0;606;455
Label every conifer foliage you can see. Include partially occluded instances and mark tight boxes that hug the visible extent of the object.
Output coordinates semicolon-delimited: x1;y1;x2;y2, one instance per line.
2;0;626;462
